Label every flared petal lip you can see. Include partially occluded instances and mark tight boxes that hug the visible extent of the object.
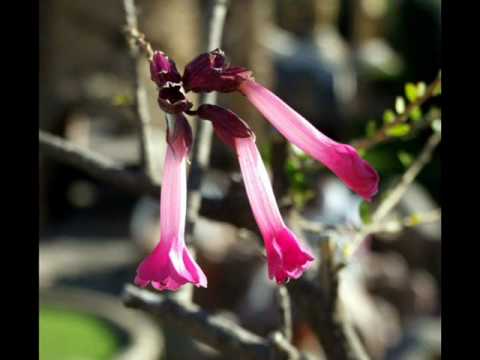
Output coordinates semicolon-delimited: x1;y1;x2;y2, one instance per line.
239;79;380;202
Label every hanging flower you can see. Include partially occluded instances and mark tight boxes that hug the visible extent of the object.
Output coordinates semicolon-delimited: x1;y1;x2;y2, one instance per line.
198;105;314;283
135;115;207;291
183;49;379;201
134;47;380;291
238;80;379;201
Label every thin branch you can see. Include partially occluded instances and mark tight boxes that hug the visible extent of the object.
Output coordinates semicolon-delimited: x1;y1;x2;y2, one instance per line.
186;0;230;241
276;286;293;342
39;130;159;197
348;131;441;258
287;275;370;360
123;0;156;180
123;285;309;360
402;208;441;227
372;132;441;223
369;208;441;235
354;71;441;151
39;130;257;229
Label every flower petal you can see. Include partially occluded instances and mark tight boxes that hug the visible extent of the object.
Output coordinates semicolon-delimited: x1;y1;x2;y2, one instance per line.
235;136;314;284
134;116;207;291
239;80;379;201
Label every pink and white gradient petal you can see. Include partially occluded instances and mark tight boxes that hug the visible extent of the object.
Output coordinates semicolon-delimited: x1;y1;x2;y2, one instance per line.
239;80;379;201
135;115;207;291
235;136;314;284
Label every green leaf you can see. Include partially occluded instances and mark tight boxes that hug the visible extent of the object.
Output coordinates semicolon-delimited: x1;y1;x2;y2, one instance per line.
386;123;411;137
405;83;417;102
395;96;406;114
359;201;372;225
409;106;423;122
431;119;442;133
366;120;377;138
416;82;427;97
383;109;396;124
293;172;305;185
398;150;414;167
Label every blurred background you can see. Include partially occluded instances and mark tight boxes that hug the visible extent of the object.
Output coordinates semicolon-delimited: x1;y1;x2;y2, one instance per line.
39;0;441;359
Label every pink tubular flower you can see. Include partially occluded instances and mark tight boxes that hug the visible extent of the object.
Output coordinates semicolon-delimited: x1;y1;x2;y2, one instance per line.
198;105;314;284
182;49;378;201
238;80;379;201
236;137;315;283
135;115;207;291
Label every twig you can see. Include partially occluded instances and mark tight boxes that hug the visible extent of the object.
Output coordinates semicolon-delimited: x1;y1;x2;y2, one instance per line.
123;285;309;360
186;0;230;240
123;0;156;180
276;286;293;342
402;208;441;227
287;276;370;360
369;208;441;235
372;132;441;223
39;130;257;228
347;132;441;258
39;130;160;197
123;0;153;61
354;71;441;151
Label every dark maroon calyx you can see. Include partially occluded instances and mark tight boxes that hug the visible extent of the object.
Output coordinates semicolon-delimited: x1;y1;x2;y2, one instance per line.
197;104;253;149
158;85;193;114
182;49;253;93
150;51;182;88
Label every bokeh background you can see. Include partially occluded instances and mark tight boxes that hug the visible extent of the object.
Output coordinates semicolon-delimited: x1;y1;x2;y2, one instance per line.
39;0;441;359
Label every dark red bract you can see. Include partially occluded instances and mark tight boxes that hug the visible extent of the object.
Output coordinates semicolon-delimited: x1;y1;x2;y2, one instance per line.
197;104;253;149
182;49;252;93
150;51;182;88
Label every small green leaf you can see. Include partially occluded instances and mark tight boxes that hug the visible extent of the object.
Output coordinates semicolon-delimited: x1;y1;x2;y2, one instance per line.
386;123;411;137
409;106;423;122
359;201;372;225
405;83;417;102
431;119;442;133
358;148;366;157
395;96;406;114
293;172;305;184
383;109;396;124
398;150;414;167
416;82;427;97
366;120;377;138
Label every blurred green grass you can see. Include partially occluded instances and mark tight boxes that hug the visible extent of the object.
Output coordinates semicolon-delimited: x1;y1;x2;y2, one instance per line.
40;307;119;360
